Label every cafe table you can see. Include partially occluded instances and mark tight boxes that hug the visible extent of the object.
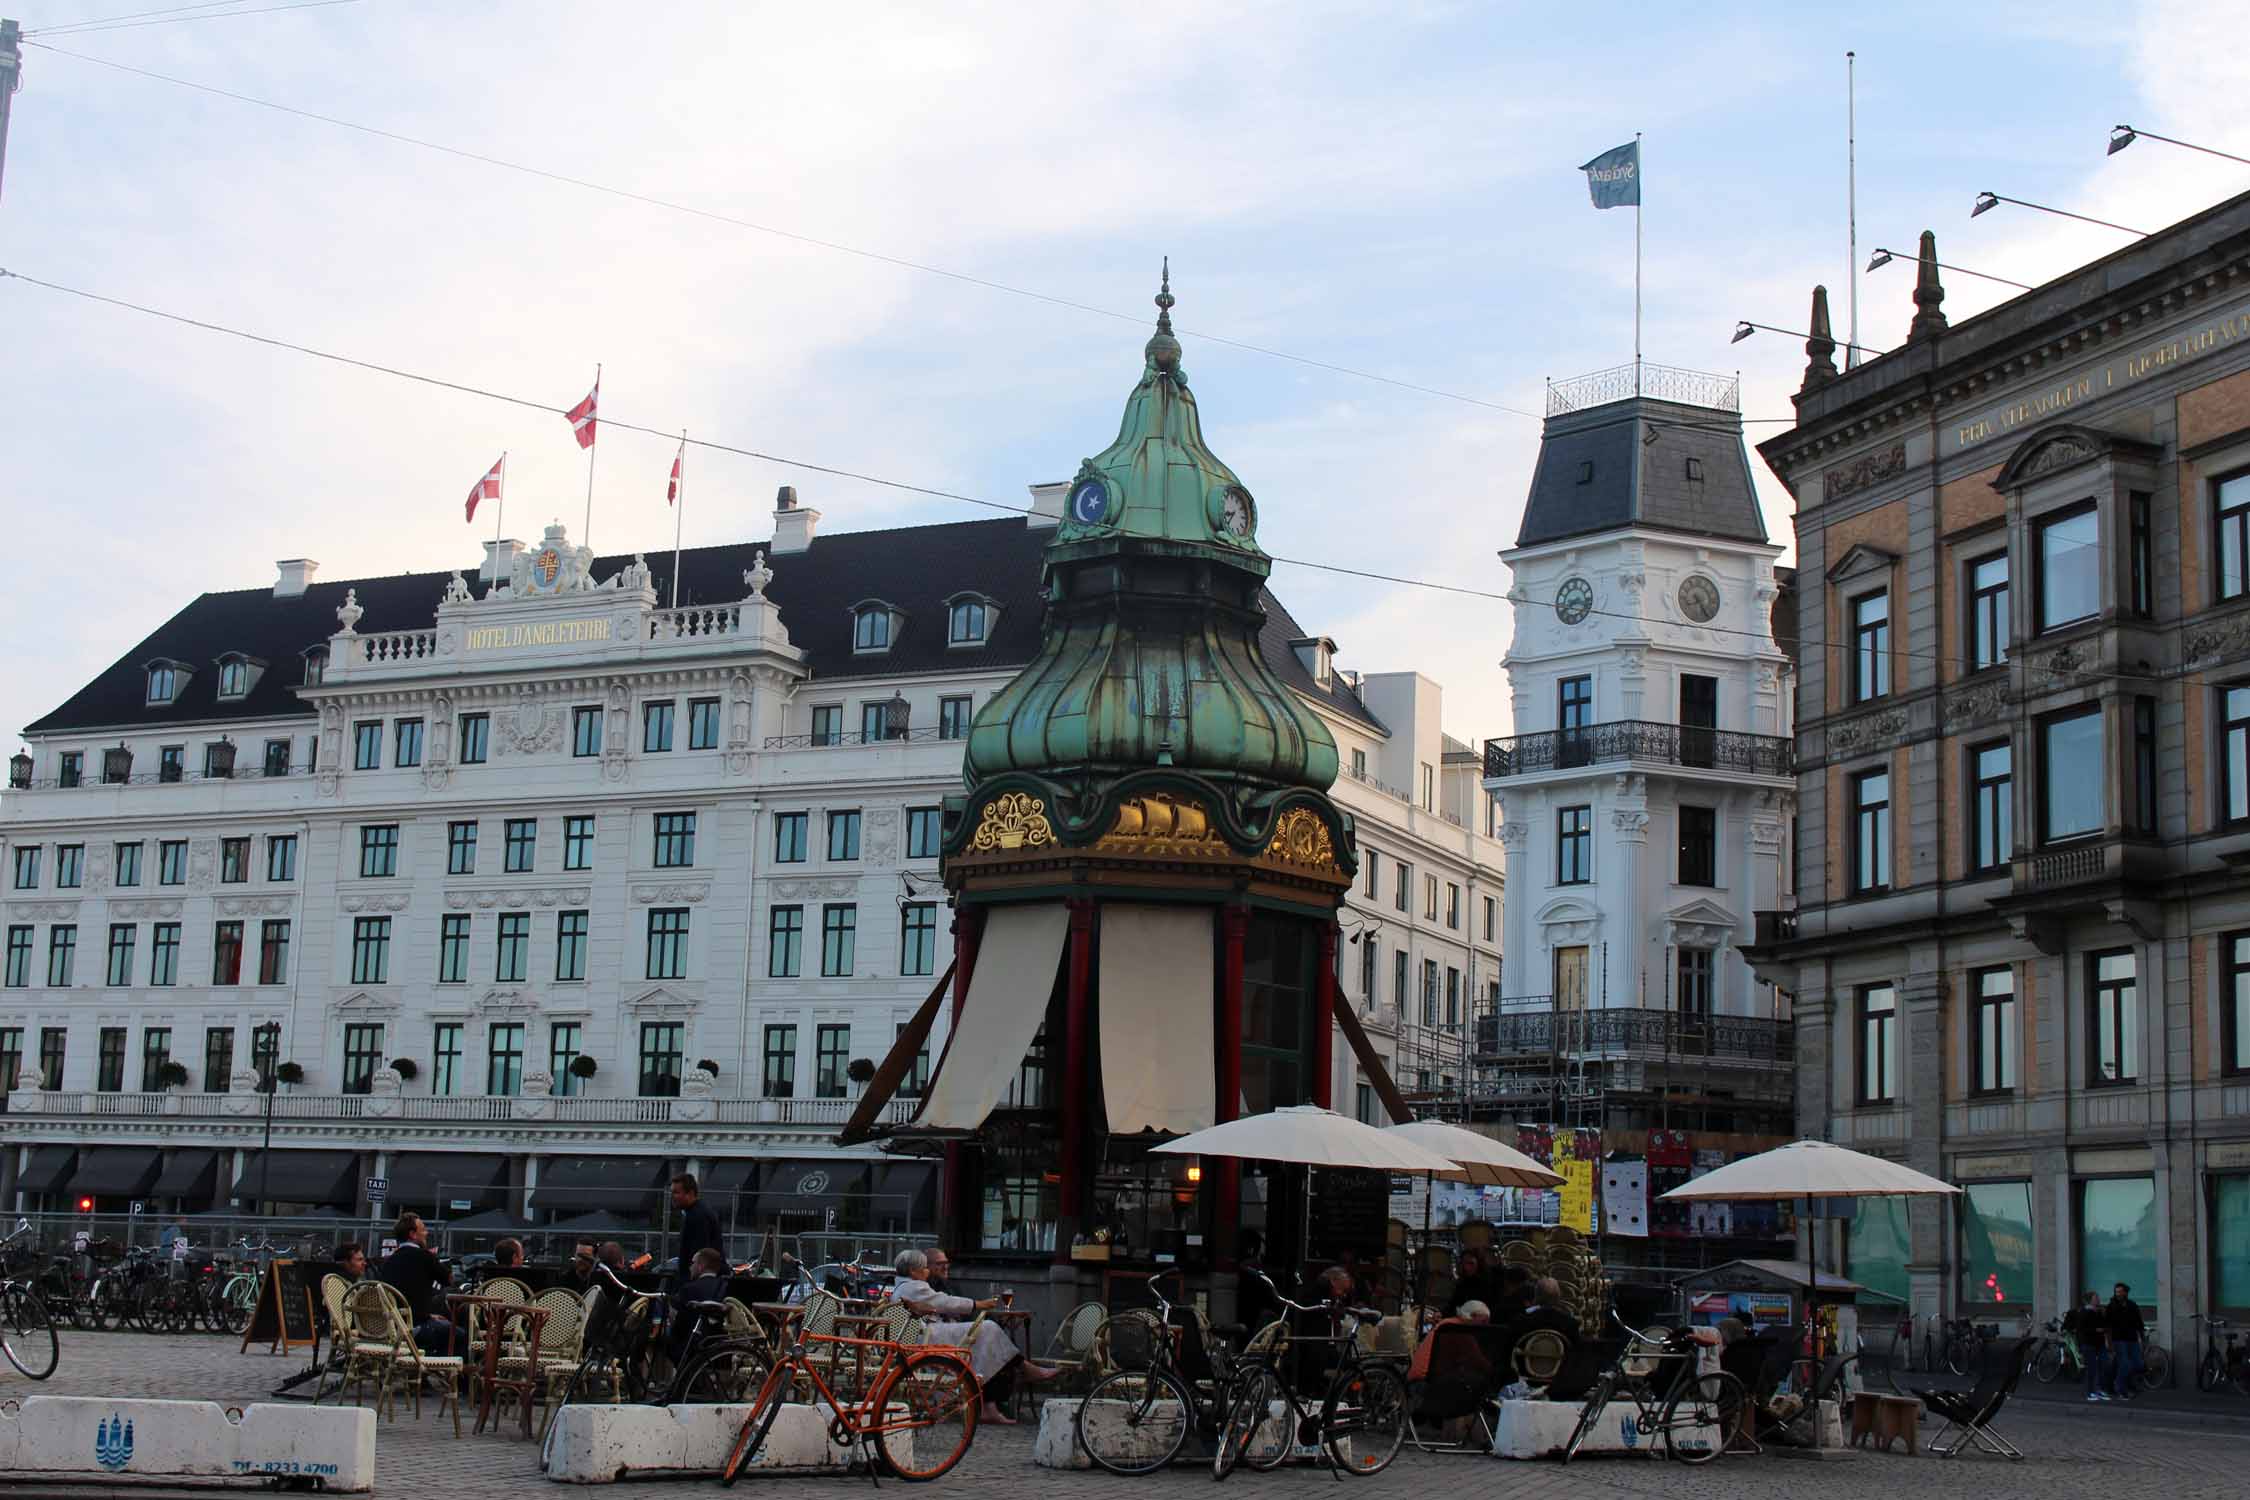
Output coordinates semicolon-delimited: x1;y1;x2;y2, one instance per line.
448;1294;553;1439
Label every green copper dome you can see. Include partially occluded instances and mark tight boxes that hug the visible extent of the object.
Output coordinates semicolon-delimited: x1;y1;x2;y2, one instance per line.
965;270;1338;798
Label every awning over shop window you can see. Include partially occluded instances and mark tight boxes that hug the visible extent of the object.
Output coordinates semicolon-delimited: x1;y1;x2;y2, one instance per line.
530;1156;668;1217
916;904;1069;1131
70;1148;162;1199
19;1145;75;1195
871;1161;938;1231
154;1149;221;1201
695;1158;761;1201
749;1160;874;1225
1098;905;1216;1135
385;1153;510;1210
230;1150;359;1207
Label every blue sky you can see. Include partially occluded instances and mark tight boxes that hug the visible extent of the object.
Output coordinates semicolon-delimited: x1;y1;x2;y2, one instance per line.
2;0;2242;745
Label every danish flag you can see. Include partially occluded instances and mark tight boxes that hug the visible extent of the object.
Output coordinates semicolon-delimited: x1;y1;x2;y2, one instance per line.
565;375;599;449
667;437;684;505
463;455;504;522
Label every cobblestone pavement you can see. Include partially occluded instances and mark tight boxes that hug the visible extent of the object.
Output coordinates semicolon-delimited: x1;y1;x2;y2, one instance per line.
6;1332;2250;1499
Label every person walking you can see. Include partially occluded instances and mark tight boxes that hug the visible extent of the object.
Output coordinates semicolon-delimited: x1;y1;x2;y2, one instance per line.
670;1173;723;1281
2105;1283;2146;1400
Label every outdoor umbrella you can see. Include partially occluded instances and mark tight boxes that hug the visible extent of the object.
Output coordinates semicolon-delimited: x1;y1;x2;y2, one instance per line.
1383;1120;1564;1311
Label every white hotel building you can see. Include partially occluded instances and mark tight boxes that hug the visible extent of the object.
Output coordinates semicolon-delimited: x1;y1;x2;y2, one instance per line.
1;485;1500;1238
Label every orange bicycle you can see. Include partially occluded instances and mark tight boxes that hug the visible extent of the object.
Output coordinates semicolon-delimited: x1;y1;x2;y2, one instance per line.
719;1327;978;1484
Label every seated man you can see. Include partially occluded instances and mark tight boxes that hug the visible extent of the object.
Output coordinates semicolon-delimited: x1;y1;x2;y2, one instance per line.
889;1249;1056;1424
374;1213;460;1356
333;1242;369;1282
1508;1277;1579;1343
490;1238;525;1274
1458;1300;1493;1324
665;1248;732;1363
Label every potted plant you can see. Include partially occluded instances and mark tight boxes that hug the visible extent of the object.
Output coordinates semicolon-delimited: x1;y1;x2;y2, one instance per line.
568;1055;599;1081
847;1057;877;1088
390;1058;420;1082
695;1059;721;1078
154;1060;191;1091
273;1060;305;1086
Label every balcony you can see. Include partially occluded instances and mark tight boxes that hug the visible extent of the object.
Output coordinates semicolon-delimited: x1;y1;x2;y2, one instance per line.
1471;1001;1794;1067
0;1089;917;1139
1751;910;1799;946
1482;721;1793;781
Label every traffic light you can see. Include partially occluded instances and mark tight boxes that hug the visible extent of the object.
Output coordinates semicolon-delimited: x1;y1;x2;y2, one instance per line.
76;1196;94;1213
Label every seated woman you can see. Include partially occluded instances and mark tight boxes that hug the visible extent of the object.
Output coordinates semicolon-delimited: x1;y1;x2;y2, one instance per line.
889;1249;1057;1424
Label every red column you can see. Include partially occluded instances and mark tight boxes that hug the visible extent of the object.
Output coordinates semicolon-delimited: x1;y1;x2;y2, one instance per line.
1216;904;1248;1261
942;904;986;1248
1056;900;1095;1265
1312;922;1338;1109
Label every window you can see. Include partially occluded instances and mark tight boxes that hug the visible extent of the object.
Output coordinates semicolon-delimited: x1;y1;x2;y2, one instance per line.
1851;768;1891;894
1678;948;1714;1020
46;925;76;986
2224;933;2250;1078
150;923;179;986
486;1023;525;1096
938;696;973;741
1851;590;1890;701
1420;959;1438;1026
821;904;857;976
265;834;296;882
1393;862;1410;913
543;910;583;982
1960;1180;2036;1306
446;821;478;874
653;812;695;868
571;706;603;756
302;649;325;685
2076;1177;2159;1313
814;1024;851;1098
769;906;804;977
1970;742;2012;873
2218;684;2250;829
1352;748;1369;780
1359;937;1376;1010
1355;1081;1375;1124
38;1027;65;1090
773;812;808;863
251;1023;278;1079
1678;805;1716;886
643;700;675;753
1557;806;1592;884
2133;695;2158;835
504;818;537;872
2215;471;2250;603
827;810;861;860
437;913;470;983
263;738;291;776
217;659;249;698
1558;674;1593;765
13;925;41;984
810;705;843;746
11;846;37;889
906;807;942;859
202;1028;232;1092
349;916;391;984
2038;705;2104;843
105;923;135;986
1967;553;2009;670
948;599;987;645
638;1022;683;1097
2089;948;2139;1086
762;1025;797;1098
562;814;593;871
1483;897;1496;942
98;1027;127;1092
1857;984;1898;1104
353;720;382;770
458;711;489;764
1445;883;1461;929
1445;966;1461;1026
341;1023;384;1095
158;840;186;885
158;745;184;782
258;920;290;984
1971;966;2016;1094
897;1021;931;1097
853;607;891;652
1423;874;1438;921
59;751;83;787
495;912;529;982
1363;850;1379;900
549;1022;583;1096
146;663;179;704
2129;492;2153;618
114;841;142;887
209;836;245;883
1419;762;1436;810
140;1027;171;1093
1393;950;1409;1012
431;1023;462;1095
687;697;722;750
860;702;889;742
394;718;424;768
2035;502;2099;631
646;907;688;979
901;903;937;976
358;824;398;878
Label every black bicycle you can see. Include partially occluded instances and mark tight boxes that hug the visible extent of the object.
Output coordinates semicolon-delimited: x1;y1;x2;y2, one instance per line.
1212;1270;1408;1479
2195;1316;2250;1396
0;1220;60;1379
1074;1272;1259;1475
1559;1314;1745;1466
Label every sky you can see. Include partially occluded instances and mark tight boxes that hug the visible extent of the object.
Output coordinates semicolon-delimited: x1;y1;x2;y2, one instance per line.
2;0;2246;748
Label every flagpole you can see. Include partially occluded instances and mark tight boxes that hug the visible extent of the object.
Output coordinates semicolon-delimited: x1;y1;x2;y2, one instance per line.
494;452;506;559
581;363;601;549
670;430;686;611
1634;131;1643;389
1846;52;1860;371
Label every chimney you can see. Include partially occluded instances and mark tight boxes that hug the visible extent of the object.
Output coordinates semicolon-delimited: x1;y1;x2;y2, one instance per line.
1025;480;1067;529
772;485;821;554
481;537;525;583
273;559;320;598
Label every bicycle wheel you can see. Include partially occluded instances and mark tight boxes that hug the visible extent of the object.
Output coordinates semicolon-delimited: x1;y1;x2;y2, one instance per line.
2;1288;60;1380
1661;1371;1744;1466
1560;1374;1615;1465
1215;1366;1283;1480
2198;1348;2224;1392
676;1342;769;1404
1077;1368;1192;1476
2142;1343;2170;1389
222;1275;257;1336
2232;1354;2250;1397
873;1351;979;1482
718;1389;787;1488
1320;1362;1409;1476
2034;1341;2064;1384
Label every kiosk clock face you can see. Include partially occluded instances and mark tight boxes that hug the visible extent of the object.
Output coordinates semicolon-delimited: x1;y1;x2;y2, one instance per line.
1554;576;1595;625
1068;478;1109;526
1679;575;1722;622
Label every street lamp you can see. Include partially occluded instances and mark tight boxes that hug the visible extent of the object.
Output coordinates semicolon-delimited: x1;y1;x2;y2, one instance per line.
1970;191;2147;238
2108;125;2250;167
1732;321;1881;359
1865;247;2031;291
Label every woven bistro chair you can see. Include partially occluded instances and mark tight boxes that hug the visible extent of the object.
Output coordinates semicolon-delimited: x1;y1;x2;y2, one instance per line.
1512;1328;1570;1390
314;1275;357;1404
1041;1301;1108;1391
347;1282;464;1436
482;1276;532;1306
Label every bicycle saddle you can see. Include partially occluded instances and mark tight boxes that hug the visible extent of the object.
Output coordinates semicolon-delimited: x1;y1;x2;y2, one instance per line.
688;1300;731;1317
1348;1307;1385;1324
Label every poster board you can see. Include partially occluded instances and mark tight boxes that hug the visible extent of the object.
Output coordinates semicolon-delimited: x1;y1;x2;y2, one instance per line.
240;1259;318;1355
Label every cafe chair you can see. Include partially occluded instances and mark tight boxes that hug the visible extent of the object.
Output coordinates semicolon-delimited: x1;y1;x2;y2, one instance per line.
347;1282;463;1437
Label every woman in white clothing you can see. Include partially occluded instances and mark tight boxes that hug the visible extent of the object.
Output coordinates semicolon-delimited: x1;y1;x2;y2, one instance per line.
890;1249;1057;1423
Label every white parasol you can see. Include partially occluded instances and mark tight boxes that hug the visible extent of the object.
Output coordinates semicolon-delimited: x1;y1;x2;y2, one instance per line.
1383;1120;1565;1189
1152;1105;1460;1174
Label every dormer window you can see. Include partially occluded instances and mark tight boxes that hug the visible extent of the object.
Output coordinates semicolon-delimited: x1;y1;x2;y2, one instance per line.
302;648;327;686
213;654;263;701
945;594;996;647
849;601;900;654
145;662;187;706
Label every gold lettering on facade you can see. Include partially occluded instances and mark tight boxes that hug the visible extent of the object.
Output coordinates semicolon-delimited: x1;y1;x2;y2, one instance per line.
969;791;1054;852
1949;307;2250;453
465;617;615;650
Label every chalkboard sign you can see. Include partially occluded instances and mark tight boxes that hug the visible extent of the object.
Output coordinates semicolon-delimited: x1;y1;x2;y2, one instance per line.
240;1259;320;1355
1309;1169;1389;1266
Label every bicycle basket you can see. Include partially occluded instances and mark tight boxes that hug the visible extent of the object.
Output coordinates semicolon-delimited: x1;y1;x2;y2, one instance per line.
1102;1311;1166;1372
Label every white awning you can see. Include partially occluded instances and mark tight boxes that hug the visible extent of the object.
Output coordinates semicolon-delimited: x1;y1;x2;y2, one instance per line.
1099;905;1216;1135
916;904;1070;1132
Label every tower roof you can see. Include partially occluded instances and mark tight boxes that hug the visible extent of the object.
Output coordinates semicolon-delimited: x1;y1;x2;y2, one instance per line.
1514;364;1768;549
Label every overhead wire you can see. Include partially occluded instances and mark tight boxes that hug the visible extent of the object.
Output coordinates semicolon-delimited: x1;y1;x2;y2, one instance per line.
0;264;2177;691
26;3;265;35
25;0;361;38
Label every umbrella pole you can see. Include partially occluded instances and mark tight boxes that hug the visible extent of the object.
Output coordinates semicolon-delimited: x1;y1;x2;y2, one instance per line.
1421;1171;1434;1316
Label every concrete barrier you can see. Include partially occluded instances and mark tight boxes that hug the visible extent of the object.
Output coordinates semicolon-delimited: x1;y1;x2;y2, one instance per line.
0;1397;374;1491
546;1401;910;1483
1492;1397;1721;1460
1031;1397;1345;1470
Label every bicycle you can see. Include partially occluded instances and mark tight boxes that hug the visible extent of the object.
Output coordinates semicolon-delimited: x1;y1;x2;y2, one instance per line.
1211;1269;1409;1480
215;1237;276;1335
719;1317;979;1483
0;1220;60;1379
1073;1270;1260;1475
2195;1316;2250;1396
2032;1317;2091;1385
1936;1316;1986;1378
1559;1313;1745;1466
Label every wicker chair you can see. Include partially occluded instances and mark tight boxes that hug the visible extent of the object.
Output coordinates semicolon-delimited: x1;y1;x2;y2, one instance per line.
314;1275;357;1404
482;1276;532;1305
1040;1301;1107;1390
1512;1328;1569;1390
347;1282;464;1436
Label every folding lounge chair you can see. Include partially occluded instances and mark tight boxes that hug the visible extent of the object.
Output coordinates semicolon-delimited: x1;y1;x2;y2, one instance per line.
1407;1321;1508;1454
1916;1338;2033;1460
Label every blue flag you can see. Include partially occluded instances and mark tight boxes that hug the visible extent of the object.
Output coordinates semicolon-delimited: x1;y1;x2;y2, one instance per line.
1581;141;1640;209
